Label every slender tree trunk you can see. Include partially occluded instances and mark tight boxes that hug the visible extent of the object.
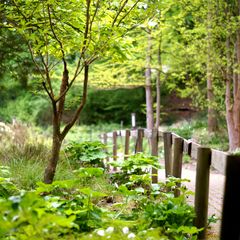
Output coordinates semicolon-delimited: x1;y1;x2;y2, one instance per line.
225;2;240;151
225;36;240;151
145;29;154;130
235;27;240;146
155;38;161;129
44;102;62;183
44;66;69;183
207;68;218;132
44;65;89;183
44;131;62;183
207;0;218;133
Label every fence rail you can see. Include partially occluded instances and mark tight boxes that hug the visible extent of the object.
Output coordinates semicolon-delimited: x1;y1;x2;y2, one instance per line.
99;128;240;240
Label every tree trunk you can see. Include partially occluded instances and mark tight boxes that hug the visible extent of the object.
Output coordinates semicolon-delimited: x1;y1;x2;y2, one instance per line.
225;36;240;151
145;29;154;130
44;65;89;183
235;26;240;146
44;131;62;184
207;70;218;132
44;106;62;183
44;67;68;184
225;2;240;151
155;38;161;129
207;0;218;133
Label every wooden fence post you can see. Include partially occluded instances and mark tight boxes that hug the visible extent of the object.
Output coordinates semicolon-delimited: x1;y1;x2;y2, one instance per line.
151;128;158;183
135;128;144;153
112;131;117;171
102;133;109;169
194;147;211;240
220;155;240;240
124;129;130;160
163;132;172;177
172;137;183;197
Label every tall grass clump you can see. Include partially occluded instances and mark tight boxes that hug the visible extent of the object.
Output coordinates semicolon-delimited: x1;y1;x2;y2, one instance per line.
0;121;77;188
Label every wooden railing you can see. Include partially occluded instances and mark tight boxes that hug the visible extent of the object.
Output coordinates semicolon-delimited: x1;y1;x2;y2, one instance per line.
99;128;240;240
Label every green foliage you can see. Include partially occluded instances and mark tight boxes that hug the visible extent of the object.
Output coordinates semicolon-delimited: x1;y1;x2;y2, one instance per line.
0;191;78;239
207;214;219;227
64;123;121;143
0;92;49;124
111;153;161;173
0;156;200;240
65;141;107;168
0;166;18;198
74;167;104;179
168;118;229;150
109;153;161;186
169;122;194;139
80;87;146;126
0;28;35;90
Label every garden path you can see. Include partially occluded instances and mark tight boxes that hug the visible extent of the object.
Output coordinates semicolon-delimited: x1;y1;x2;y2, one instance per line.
158;161;225;240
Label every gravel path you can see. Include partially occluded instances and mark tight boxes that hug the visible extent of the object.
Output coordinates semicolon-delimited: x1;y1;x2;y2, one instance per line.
158;161;225;239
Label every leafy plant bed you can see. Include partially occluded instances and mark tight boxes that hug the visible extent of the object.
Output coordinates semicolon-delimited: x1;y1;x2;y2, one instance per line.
0;146;201;239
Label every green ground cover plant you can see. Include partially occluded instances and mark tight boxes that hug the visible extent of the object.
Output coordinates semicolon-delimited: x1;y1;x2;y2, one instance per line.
0;121;223;239
0;143;201;240
65;141;108;168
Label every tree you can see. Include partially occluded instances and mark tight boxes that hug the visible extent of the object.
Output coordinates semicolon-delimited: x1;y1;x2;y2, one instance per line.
206;0;218;132
223;0;240;150
145;27;154;130
2;0;144;183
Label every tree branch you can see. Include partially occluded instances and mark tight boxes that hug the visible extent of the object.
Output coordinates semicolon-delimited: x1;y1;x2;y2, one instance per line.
81;0;91;57
42;81;55;103
61;64;89;139
112;0;128;27
40;54;54;98
27;42;45;80
117;0;140;27
55;64;85;103
47;4;67;68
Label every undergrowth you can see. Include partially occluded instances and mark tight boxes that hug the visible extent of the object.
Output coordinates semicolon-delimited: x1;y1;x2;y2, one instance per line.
0;139;201;240
168;119;229;151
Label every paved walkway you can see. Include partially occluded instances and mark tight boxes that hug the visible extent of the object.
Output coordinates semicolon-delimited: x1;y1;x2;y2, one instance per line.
158;161;225;239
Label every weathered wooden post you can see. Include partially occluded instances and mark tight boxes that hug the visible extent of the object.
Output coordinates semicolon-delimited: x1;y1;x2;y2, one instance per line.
194;147;211;240
151;128;158;183
102;133;109;169
163;132;172;177
220;155;240;240
124;129;130;160
112;131;117;171
135;128;144;153
172;137;183;197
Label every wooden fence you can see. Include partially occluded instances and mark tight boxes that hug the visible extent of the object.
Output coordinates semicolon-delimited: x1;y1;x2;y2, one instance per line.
99;128;240;240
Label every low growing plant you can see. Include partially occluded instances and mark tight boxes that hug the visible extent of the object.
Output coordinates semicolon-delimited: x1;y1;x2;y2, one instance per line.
0;148;201;240
109;153;161;186
65;141;107;168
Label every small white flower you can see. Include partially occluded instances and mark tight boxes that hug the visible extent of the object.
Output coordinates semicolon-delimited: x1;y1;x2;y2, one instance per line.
97;229;105;236
122;227;129;234
128;233;136;239
106;226;114;233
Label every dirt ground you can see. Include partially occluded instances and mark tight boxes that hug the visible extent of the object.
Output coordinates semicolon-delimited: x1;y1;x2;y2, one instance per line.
158;161;225;239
